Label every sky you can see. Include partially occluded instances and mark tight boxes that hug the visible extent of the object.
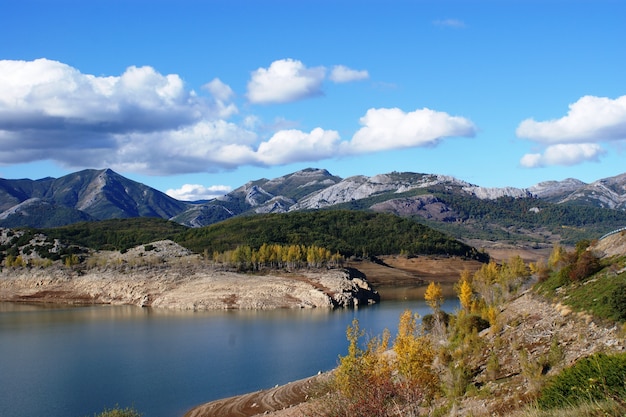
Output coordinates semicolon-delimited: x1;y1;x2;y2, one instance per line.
1;0;625;201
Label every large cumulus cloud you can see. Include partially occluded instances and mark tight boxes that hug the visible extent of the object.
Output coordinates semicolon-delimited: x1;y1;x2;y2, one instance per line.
0;59;206;133
0;58;477;176
0;58;229;171
348;107;477;152
517;95;626;167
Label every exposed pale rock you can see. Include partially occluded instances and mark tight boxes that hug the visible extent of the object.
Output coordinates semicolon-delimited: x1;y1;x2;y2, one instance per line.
0;265;378;310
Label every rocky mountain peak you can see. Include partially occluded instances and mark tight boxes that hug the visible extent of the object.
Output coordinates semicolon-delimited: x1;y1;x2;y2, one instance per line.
1;166;625;229
528;178;586;199
244;185;273;206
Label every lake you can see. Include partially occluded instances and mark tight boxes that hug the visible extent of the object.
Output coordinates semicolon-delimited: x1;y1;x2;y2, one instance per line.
0;298;458;417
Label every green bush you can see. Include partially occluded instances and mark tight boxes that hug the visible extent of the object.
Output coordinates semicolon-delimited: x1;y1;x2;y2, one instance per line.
90;405;142;417
422;311;450;332
537;353;626;409
609;282;626;321
454;313;490;335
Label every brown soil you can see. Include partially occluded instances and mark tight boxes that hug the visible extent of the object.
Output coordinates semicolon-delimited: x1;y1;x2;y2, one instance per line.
350;242;553;289
355;255;483;285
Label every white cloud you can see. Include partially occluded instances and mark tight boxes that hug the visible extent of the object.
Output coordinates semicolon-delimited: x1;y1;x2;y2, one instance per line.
246;59;326;104
516;95;626;143
203;78;234;101
433;19;466;28
516;95;626;167
348;107;477;153
101;120;260;175
256;128;342;165
519;153;543;169
329;65;369;83
520;143;606;168
202;78;238;118
166;184;232;201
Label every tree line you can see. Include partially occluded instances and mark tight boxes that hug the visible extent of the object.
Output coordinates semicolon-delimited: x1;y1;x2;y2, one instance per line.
211;243;344;270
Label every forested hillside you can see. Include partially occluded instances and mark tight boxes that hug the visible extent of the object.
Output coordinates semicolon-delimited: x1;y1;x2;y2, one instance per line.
1;211;488;263
176;210;488;260
422;191;626;244
335;186;626;245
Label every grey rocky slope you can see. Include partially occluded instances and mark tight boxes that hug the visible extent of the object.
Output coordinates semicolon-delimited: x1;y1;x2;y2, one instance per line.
1;167;626;230
0;168;188;228
175;170;626;228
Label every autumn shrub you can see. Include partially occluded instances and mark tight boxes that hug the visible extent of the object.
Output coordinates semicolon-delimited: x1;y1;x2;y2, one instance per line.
445;361;473;398
332;318;395;417
331;312;440;417
568;250;602;282
530;259;551;283
486;351;501;381
393;309;439;403
450;312;490;342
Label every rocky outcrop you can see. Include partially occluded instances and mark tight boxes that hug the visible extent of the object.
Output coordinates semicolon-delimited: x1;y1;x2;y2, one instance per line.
0;265;378;310
370;194;462;221
0;239;379;309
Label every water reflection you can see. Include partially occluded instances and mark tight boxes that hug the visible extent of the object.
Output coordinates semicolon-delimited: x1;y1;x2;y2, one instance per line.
376;282;457;301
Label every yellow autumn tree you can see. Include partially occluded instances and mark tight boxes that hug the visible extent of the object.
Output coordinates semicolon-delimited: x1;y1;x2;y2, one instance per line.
548;244;565;269
334;318;367;398
473;260;501;305
393;309;439;402
424;281;443;313
457;277;474;312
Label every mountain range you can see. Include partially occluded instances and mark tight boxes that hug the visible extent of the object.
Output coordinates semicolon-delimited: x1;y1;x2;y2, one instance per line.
1;167;626;244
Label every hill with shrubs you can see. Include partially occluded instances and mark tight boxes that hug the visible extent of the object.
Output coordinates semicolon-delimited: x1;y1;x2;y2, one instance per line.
0;211;489;268
305;232;626;417
186;231;626;417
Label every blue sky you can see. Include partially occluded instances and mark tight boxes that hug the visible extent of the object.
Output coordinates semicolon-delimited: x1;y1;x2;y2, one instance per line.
1;0;625;201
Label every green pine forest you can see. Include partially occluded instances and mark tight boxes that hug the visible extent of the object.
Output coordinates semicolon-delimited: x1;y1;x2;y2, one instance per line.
17;211;487;262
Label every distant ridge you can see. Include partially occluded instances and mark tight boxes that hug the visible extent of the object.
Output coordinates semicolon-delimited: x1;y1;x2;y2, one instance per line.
1;167;625;245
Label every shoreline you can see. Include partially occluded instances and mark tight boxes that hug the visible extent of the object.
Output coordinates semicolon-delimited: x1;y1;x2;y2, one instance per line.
183;372;332;417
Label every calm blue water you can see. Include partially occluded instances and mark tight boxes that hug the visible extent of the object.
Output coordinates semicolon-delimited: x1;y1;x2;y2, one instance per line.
0;298;458;417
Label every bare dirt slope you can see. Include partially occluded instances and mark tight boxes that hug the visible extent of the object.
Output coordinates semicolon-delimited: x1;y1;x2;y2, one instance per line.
593;230;626;258
349;241;554;290
455;290;626;416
